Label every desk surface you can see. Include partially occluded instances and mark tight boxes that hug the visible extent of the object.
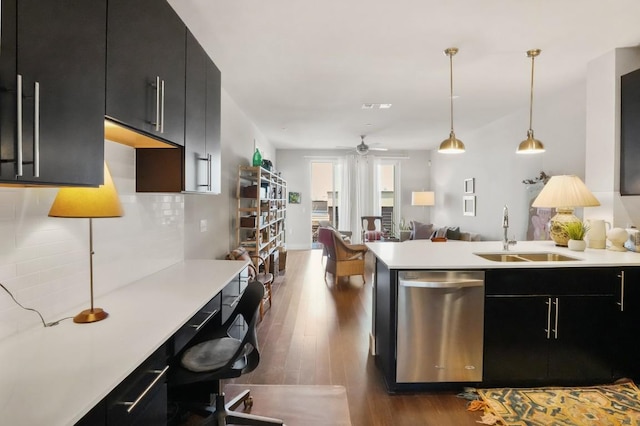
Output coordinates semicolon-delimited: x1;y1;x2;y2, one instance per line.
0;259;247;426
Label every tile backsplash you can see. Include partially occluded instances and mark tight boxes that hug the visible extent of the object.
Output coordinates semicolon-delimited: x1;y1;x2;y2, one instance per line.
0;142;184;340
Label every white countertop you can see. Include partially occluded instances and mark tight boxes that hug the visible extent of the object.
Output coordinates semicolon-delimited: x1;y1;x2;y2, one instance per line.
366;240;640;269
0;259;248;426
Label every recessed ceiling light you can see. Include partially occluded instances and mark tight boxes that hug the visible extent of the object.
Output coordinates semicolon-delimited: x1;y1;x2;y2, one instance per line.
362;103;392;109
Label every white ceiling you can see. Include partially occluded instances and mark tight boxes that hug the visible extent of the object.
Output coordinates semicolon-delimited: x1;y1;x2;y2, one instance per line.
169;0;640;152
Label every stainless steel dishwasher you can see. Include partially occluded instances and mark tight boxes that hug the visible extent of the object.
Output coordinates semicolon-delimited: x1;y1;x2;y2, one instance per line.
396;270;484;383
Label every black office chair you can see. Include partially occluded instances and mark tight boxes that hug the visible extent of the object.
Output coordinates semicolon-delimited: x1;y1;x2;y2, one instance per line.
168;280;283;425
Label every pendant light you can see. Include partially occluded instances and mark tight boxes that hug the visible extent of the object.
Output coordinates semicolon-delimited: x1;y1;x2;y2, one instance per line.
438;47;465;154
517;49;545;154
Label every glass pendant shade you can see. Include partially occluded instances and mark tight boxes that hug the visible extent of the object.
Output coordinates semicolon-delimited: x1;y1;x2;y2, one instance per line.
438;47;465;154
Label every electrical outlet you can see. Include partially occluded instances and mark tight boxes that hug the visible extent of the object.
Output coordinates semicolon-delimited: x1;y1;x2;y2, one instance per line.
200;219;207;233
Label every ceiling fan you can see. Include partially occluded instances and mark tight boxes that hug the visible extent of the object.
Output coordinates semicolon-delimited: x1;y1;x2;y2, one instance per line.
341;135;388;155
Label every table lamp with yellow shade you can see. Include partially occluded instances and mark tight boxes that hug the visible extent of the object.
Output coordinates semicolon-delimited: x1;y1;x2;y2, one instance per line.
48;163;123;323
532;175;600;247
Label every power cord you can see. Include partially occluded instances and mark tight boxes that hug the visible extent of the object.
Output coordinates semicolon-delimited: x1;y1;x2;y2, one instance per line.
0;282;73;327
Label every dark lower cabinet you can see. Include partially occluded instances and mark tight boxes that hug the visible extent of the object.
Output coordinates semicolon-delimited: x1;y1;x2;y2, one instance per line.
483;268;618;386
106;0;186;146
106;346;168;425
615;267;640;381
75;345;169;426
0;0;106;186
74;273;249;425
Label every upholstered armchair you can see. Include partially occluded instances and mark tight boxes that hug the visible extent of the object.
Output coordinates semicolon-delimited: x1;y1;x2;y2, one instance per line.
318;227;368;284
318;220;352;242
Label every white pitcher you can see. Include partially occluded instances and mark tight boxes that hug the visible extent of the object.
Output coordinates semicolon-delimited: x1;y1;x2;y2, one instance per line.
586;219;611;249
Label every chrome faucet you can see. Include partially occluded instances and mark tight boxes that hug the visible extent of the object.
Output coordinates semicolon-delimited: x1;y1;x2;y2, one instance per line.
502;205;517;251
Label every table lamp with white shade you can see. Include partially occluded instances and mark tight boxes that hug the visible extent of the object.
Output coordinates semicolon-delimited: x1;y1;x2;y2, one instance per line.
411;191;435;224
411;191;435;208
531;175;600;247
48;163;124;323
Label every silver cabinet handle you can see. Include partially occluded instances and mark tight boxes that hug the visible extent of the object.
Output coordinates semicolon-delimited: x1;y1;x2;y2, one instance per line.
33;81;39;177
399;278;484;289
188;308;219;332
160;79;165;133
16;74;23;177
120;365;169;414
545;297;551;339
207;153;212;191
224;295;241;309
553;297;559;339
618;271;625;312
153;76;160;131
198;154;213;191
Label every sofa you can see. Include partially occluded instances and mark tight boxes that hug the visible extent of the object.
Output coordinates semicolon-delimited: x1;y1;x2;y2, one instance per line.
409;220;481;242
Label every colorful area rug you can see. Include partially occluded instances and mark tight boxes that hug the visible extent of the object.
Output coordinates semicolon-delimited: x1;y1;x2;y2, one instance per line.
476;381;640;425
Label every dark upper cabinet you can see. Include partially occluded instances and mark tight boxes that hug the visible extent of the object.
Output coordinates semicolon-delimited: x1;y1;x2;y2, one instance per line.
184;30;222;193
106;0;186;146
0;0;106;186
205;44;222;194
137;31;221;193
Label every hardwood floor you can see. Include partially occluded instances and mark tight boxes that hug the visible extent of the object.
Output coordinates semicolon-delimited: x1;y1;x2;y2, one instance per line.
228;249;481;426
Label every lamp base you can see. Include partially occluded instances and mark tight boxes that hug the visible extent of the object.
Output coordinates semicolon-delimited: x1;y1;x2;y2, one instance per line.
73;308;108;323
549;208;580;247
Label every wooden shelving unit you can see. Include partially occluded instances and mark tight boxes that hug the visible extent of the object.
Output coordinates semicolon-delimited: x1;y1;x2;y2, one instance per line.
236;166;286;269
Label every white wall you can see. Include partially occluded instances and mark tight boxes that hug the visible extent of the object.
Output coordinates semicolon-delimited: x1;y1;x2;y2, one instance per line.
585;47;640;229
0;142;184;339
184;89;275;259
431;80;587;241
0;87;273;341
277;149;431;249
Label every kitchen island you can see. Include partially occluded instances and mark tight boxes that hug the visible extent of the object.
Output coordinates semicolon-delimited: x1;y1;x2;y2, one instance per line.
366;240;640;392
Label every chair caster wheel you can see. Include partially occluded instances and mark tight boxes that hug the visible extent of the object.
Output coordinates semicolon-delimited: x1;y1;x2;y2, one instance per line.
244;396;253;408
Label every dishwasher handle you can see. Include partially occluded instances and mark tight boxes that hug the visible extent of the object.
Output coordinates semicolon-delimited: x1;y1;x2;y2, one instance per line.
399;278;484;289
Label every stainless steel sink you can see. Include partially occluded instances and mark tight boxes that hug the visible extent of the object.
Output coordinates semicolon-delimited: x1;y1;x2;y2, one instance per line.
474;252;581;262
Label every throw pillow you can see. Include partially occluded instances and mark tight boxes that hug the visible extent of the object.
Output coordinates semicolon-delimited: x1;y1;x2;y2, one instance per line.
410;221;433;240
435;226;449;238
446;226;461;240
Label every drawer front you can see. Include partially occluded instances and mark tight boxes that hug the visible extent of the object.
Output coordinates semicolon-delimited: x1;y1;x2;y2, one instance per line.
172;294;221;356
221;274;249;324
485;268;618;296
107;346;168;425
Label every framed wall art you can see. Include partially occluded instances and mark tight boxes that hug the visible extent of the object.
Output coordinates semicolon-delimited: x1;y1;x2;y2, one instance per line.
464;178;475;194
289;192;301;204
463;195;476;216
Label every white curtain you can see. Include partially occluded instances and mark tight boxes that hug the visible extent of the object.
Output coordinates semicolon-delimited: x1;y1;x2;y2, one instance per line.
340;154;379;243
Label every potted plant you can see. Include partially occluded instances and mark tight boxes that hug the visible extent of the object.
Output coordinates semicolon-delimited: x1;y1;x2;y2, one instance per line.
398;218;412;242
563;221;590;251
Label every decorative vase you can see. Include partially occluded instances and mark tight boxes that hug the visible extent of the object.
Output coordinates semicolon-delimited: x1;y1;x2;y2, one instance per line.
607;227;628;251
252;148;262;167
567;239;586;251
